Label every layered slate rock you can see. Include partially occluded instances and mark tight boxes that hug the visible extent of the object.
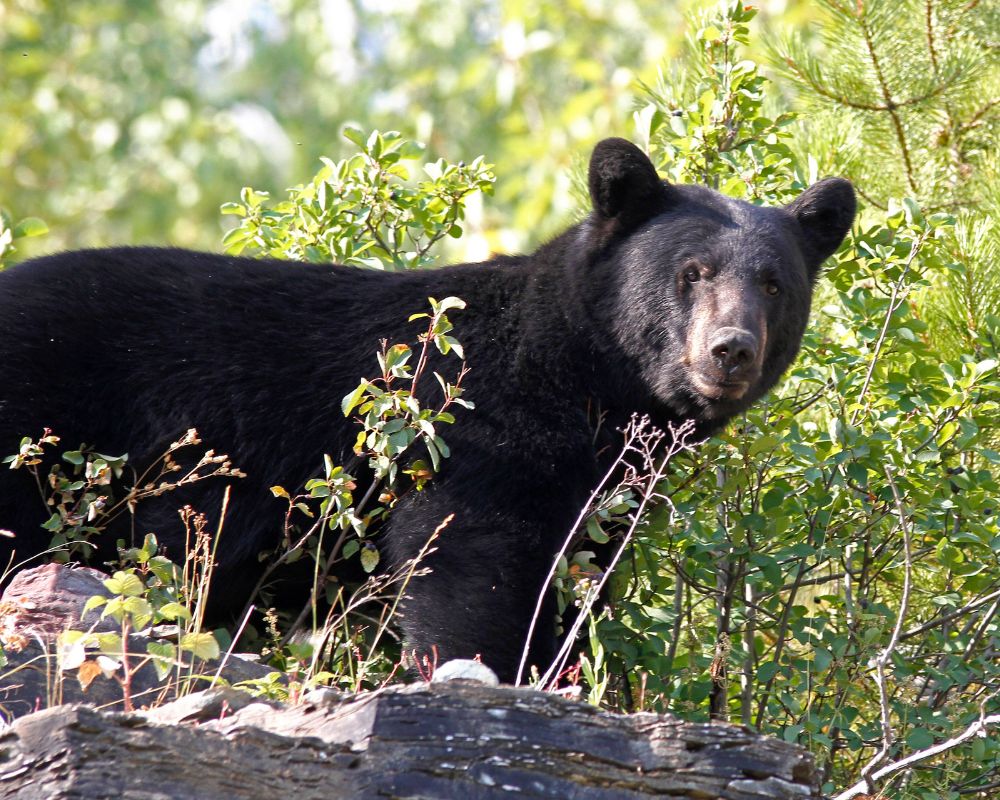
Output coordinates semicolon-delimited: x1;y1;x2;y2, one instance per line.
0;682;820;799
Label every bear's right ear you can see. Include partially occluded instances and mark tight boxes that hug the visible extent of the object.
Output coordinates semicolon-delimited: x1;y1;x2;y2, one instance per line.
588;138;670;231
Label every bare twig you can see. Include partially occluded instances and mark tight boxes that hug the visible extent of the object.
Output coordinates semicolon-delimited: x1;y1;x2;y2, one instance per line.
835;709;1000;800
354;514;449;690
856;466;914;793
211;602;256;687
514;416;655;686
530;419;696;690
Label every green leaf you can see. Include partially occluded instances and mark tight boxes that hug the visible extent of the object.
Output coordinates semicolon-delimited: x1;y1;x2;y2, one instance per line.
905;728;935;750
341;381;369;416
757;661;780;682
341;125;366;148
360;543;380;573
82;595;107;615
294;502;314;517
42;513;63;532
148;556;177;585
431;296;466;315
12;217;48;239
104;571;144;597
146;641;176;681
586;516;610;544
748;435;779;456
901;197;925;227
158;602;192;622
221;227;250;252
96;632;123;654
180;632;221;661
122;597;153;629
441;336;464;359
425;437;441;471
811;647;832;673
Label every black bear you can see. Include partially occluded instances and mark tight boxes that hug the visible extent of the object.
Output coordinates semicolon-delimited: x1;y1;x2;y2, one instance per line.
0;138;855;682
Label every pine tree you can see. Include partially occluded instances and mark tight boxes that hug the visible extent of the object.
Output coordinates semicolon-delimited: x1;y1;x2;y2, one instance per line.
771;0;999;357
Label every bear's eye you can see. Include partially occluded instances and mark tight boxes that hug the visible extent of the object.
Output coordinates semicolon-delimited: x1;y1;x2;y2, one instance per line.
683;265;701;283
765;281;780;296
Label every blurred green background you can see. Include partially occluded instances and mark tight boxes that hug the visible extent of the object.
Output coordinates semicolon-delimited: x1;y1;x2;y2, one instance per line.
1;0;825;259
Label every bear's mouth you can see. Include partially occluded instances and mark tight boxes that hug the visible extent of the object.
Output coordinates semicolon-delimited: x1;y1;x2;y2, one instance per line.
691;373;751;401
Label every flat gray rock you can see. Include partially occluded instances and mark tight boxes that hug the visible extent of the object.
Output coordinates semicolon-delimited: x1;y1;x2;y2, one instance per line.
0;683;821;799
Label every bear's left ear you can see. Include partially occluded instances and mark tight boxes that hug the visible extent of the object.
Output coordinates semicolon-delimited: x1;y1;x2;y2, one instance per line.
785;177;856;277
588;138;671;231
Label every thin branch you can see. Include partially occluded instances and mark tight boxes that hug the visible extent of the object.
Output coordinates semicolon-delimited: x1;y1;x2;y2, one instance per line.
852;234;926;420
778;57;887;111
854;184;889;211
957;98;1000;133
858;5;919;193
779;56;952;114
834;711;1000;800
741;577;757;726
776;571;848;592
530;419;696;689
752;456;850;730
901;586;1000;640
663;572;684;712
926;0;940;73
958;778;1000;796
857;466;914;790
514;418;650;686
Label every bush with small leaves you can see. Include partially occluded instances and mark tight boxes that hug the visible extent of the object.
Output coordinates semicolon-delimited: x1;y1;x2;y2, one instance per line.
62;532;223;712
220;128;494;271
3;429;243;565
582;3;1000;798
251;297;470;691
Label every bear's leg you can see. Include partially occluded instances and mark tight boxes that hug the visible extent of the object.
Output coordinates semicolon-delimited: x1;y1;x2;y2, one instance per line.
385;510;562;684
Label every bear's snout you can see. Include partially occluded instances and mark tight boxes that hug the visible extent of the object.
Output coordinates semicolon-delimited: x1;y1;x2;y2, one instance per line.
690;325;764;401
709;327;758;376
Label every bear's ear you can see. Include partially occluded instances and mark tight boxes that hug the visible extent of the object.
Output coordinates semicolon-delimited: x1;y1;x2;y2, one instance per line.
785;177;856;277
588;138;670;229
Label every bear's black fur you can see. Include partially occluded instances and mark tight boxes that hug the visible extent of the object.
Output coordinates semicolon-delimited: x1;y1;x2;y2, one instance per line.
0;139;855;681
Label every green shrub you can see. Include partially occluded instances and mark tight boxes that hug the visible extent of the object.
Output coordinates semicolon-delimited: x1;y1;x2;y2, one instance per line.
584;3;1000;797
219;128;494;270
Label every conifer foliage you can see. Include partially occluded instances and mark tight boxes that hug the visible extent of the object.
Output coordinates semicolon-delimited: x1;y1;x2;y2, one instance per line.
773;0;1000;361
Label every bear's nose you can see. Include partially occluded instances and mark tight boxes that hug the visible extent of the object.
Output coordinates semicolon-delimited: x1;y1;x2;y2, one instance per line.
709;328;758;375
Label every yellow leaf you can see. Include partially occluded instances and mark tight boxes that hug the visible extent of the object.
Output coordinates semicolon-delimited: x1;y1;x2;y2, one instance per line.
77;660;104;691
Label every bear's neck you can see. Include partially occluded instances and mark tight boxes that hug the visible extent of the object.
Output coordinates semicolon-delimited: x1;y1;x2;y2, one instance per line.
514;227;646;420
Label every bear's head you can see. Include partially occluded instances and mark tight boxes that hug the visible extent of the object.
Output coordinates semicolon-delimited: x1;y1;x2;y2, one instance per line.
576;137;855;433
